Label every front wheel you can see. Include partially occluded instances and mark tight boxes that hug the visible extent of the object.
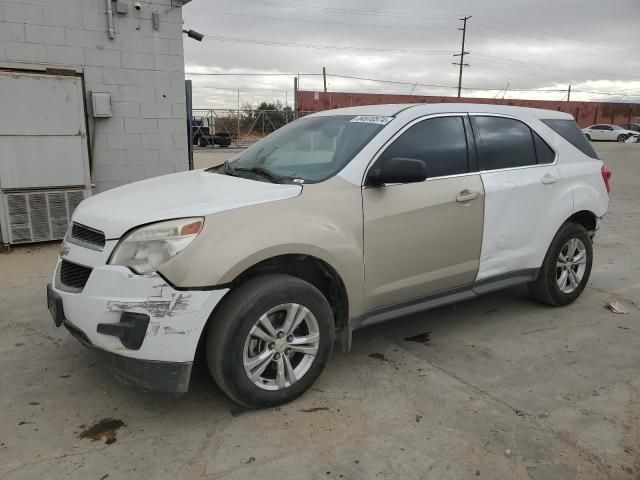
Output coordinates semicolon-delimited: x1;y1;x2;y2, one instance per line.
528;222;593;306
207;274;335;408
617;134;628;143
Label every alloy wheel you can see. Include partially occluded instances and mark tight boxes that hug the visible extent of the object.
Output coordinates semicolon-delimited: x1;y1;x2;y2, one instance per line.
556;238;587;294
243;303;320;391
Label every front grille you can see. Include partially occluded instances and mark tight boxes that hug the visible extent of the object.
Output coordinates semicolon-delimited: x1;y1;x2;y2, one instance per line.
70;223;106;250
59;260;93;290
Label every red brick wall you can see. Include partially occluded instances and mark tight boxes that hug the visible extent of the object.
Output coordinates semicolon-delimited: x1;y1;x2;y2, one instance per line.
297;91;640;128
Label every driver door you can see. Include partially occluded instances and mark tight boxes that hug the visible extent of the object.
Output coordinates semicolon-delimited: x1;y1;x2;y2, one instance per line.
362;114;484;310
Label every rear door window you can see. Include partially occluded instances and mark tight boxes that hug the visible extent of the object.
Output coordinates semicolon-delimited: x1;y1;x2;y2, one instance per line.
541;119;598;159
474;116;537;170
378;116;469;178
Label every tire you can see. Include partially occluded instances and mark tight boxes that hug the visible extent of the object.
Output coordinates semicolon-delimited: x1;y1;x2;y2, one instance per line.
528;222;593;306
585;134;591;141
206;274;335;408
617;134;627;143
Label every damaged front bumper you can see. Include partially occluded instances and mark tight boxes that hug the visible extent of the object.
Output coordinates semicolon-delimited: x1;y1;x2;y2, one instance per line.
48;256;228;393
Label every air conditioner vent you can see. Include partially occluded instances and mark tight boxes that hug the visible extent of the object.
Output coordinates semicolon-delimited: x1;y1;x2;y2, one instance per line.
4;189;89;244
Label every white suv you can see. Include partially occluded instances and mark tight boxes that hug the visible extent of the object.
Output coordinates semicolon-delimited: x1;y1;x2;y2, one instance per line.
48;104;611;408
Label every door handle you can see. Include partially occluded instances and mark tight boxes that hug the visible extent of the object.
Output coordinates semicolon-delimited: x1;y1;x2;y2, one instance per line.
456;190;480;203
541;173;560;184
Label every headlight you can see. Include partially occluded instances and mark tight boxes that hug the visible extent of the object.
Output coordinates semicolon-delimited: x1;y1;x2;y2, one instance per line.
109;218;203;274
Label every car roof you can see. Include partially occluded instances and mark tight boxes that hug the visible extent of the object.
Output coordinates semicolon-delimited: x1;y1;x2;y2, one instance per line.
309;103;574;120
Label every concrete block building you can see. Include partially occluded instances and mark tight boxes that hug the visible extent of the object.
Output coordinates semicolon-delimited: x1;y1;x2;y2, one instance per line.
0;0;192;245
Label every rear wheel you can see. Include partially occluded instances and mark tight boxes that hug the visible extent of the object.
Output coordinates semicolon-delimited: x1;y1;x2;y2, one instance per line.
528;222;593;306
617;134;628;143
207;274;335;408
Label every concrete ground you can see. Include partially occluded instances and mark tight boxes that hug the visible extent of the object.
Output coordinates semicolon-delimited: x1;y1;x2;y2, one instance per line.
193;146;243;169
1;143;639;479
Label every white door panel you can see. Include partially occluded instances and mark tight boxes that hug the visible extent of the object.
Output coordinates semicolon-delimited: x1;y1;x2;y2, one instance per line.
477;165;573;280
0;136;86;188
0;72;90;190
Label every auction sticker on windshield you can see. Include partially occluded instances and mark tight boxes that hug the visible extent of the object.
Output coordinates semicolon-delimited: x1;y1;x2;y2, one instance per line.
350;115;394;125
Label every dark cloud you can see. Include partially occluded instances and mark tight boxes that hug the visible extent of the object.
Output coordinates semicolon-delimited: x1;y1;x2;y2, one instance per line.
182;0;640;109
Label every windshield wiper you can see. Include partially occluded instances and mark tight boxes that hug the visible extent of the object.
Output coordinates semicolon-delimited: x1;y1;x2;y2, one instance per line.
223;161;281;183
221;161;303;184
234;166;282;183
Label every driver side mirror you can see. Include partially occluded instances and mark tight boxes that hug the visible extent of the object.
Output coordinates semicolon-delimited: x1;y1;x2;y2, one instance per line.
365;157;428;186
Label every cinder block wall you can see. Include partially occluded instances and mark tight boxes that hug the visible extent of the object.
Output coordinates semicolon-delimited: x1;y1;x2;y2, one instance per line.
298;91;640;128
0;0;188;193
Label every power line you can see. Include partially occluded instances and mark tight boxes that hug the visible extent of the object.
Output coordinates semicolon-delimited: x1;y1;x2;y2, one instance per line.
327;73;454;90
185;7;456;31
228;0;463;20
185;1;638;57
473;16;640;55
474;54;640;80
186;72;322;76
195;34;456;55
468;30;637;62
185;32;638;81
186;70;623;95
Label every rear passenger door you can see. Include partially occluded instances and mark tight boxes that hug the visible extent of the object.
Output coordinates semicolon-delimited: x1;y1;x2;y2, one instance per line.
362;114;484;310
592;125;612;141
471;115;573;281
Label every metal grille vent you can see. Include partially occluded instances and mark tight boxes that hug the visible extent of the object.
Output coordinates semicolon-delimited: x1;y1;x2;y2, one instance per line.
5;189;87;244
71;223;106;249
59;260;93;290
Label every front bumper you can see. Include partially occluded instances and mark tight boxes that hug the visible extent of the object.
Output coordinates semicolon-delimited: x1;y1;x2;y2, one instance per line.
57;307;192;393
49;255;228;393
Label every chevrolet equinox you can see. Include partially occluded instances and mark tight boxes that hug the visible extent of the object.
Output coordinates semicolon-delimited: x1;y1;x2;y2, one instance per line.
48;104;611;408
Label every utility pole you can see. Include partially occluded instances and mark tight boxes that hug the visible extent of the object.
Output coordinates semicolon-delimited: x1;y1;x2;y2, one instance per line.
293;76;298;119
500;82;509;104
453;16;471;98
567;84;571;102
322;66;327;93
237;89;240;138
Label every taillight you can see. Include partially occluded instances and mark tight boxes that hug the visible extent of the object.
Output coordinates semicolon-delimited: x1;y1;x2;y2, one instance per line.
601;165;612;194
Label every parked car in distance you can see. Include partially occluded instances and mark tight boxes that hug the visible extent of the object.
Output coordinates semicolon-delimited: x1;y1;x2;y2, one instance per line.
619;123;640;133
582;123;640;142
48;104;611;408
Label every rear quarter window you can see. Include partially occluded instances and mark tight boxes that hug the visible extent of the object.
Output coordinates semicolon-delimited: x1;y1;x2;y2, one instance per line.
541;119;599;159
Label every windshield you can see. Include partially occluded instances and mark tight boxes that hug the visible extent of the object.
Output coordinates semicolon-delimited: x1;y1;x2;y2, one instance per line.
611;125;625;130
224;115;389;183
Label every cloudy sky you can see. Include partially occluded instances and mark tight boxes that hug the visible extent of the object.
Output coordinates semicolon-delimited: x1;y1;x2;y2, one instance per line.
182;0;640;110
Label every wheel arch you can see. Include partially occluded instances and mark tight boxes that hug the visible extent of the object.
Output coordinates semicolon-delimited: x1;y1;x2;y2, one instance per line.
197;253;352;357
566;210;598;234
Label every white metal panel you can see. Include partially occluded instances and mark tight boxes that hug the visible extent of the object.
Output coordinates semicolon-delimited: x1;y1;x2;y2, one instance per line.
0;136;86;188
477;165;574;280
0;71;90;190
0;72;85;135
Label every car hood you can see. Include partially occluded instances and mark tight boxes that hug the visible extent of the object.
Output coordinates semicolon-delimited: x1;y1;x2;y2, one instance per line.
73;169;303;239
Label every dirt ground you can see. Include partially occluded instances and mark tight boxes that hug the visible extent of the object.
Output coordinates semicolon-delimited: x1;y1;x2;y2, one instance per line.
0;143;639;479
